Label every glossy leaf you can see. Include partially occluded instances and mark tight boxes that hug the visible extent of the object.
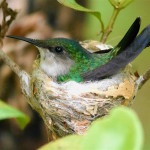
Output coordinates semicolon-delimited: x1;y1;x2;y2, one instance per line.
40;107;143;150
0;100;30;129
81;107;143;150
109;0;134;9
57;0;104;30
39;135;81;150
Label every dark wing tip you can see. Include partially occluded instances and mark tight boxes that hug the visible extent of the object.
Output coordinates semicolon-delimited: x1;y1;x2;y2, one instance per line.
136;16;141;23
135;16;141;28
115;17;141;55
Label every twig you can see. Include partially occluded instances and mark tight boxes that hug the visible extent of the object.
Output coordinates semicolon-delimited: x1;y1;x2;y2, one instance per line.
99;19;105;37
136;69;150;90
101;8;120;43
0;0;21;78
0;0;17;46
0;0;21;75
0;0;31;98
0;49;22;76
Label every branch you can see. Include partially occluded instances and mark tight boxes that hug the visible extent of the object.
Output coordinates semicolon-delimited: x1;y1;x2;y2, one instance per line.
0;0;31;102
136;69;150;90
0;0;17;45
0;49;21;75
101;8;120;43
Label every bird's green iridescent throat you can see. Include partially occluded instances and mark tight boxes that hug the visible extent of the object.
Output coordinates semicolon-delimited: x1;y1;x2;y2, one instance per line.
57;52;112;82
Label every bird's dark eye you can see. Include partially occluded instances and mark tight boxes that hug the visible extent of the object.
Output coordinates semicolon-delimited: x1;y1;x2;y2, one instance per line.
54;46;63;53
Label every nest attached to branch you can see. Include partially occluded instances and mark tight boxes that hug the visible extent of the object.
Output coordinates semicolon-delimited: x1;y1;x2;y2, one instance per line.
20;60;137;138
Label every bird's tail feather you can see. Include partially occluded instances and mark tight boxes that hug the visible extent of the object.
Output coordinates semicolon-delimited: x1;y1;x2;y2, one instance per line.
82;24;150;81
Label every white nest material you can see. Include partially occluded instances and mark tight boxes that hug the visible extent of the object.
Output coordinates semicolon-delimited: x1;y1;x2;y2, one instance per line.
19;63;137;137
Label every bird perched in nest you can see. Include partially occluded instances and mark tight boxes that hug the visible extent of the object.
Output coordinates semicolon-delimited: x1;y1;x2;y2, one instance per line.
7;17;150;83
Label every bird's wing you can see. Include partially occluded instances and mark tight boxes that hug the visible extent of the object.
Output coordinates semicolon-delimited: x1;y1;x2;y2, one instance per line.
110;17;141;56
82;20;150;81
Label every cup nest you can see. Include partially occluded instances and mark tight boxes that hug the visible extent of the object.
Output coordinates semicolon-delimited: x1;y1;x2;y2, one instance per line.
19;41;138;138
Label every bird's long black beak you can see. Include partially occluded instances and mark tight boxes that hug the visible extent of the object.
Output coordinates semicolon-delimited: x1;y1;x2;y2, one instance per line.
6;35;43;48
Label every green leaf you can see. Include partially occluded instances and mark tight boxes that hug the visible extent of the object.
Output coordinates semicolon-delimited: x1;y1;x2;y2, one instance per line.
0;100;30;129
109;0;134;9
81;106;143;150
57;0;104;31
39;135;82;150
39;107;143;150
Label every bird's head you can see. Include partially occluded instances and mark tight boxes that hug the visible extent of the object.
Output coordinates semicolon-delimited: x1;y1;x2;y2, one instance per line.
7;35;90;79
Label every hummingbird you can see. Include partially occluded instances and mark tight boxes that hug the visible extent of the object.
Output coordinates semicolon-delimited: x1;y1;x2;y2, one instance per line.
7;17;150;82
